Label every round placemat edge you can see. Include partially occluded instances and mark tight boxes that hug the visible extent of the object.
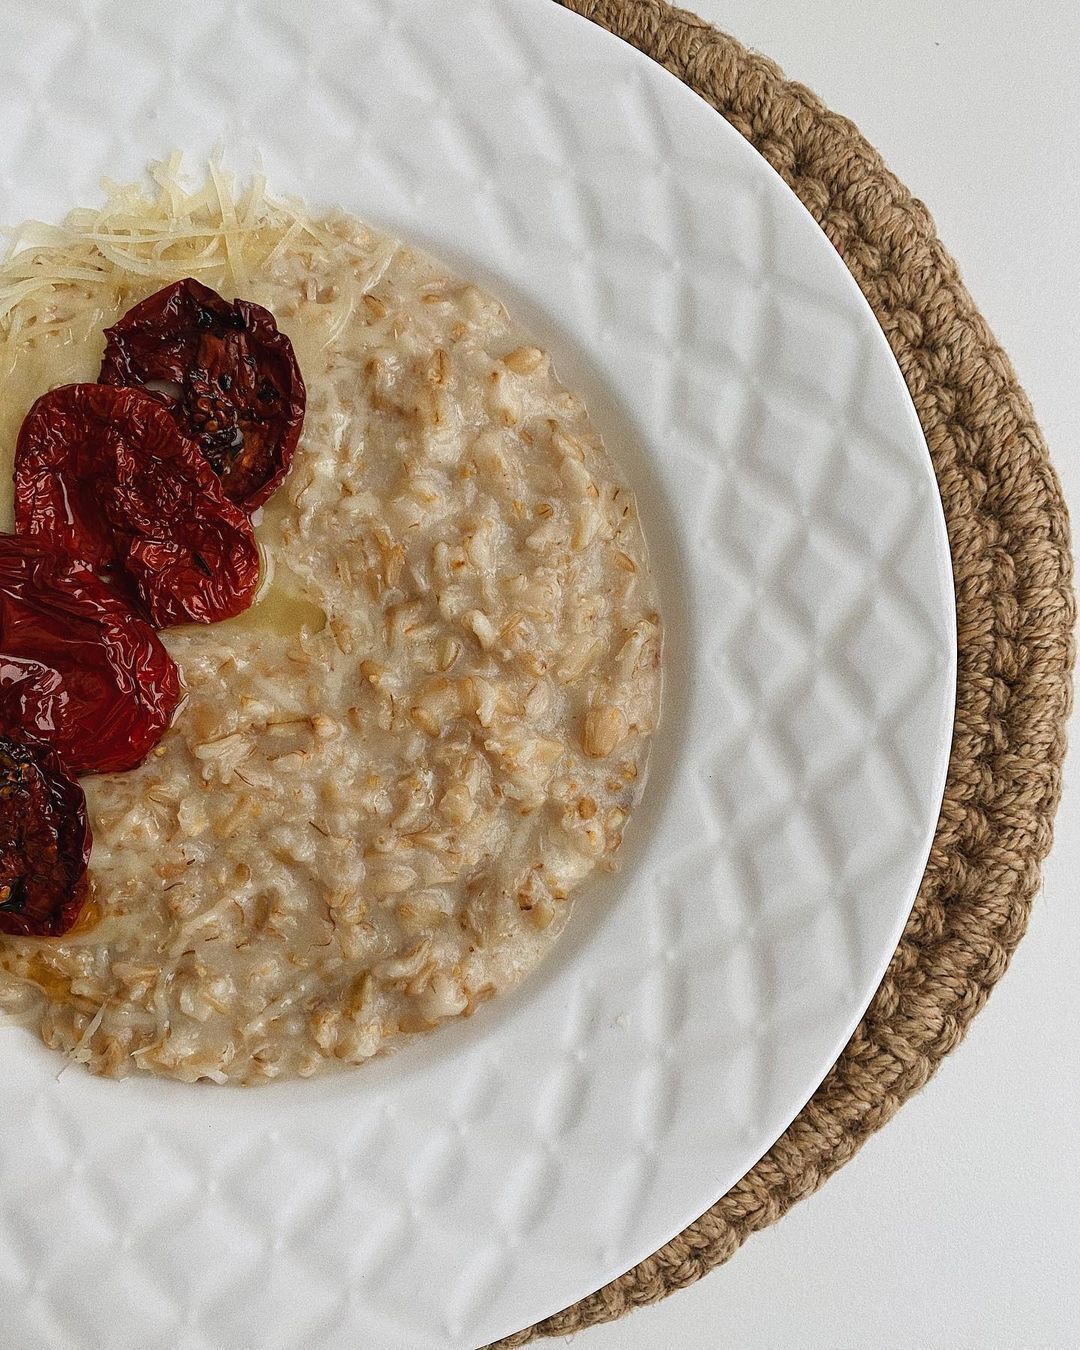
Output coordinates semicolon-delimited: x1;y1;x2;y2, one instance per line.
490;1;1075;1344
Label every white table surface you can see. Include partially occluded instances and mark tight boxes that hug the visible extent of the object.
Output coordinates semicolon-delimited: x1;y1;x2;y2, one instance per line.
575;4;1080;1348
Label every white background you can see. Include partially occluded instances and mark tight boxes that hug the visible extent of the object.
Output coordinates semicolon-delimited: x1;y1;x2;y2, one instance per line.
578;3;1080;1348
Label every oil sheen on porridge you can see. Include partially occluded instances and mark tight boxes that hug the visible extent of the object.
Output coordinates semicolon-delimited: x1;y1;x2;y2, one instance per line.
0;167;662;1083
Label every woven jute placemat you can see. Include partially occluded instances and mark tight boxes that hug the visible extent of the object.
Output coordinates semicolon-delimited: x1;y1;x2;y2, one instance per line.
492;2;1076;1345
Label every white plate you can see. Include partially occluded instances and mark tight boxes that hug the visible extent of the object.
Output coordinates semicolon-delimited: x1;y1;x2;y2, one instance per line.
0;2;955;1346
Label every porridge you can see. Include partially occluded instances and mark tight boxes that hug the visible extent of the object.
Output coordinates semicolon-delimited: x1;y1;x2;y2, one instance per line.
0;164;662;1083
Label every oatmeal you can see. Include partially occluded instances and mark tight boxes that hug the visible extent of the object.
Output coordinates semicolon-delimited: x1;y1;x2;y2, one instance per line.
0;166;662;1082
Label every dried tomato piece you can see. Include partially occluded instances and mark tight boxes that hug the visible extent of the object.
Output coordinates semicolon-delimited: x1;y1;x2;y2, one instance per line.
0;535;182;774
99;277;305;511
0;735;91;938
14;384;260;627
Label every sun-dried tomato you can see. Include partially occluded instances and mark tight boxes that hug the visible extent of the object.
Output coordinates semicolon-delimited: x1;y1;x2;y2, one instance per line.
14;384;260;627
0;535;182;774
98;277;305;511
0;734;91;937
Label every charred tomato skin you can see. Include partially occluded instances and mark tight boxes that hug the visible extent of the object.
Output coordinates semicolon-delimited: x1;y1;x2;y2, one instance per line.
99;277;305;511
0;734;91;938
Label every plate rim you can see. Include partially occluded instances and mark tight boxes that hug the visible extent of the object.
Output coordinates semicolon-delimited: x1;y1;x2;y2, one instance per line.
0;1;957;1345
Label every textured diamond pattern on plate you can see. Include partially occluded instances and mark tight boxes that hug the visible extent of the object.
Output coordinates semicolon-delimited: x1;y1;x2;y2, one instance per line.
0;2;954;1347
